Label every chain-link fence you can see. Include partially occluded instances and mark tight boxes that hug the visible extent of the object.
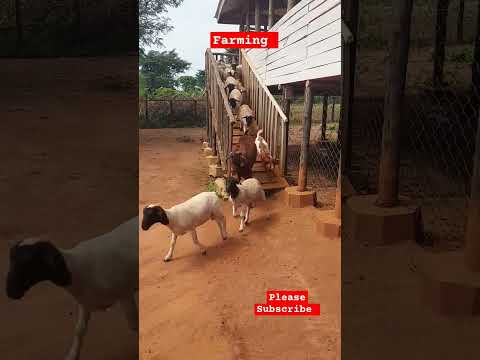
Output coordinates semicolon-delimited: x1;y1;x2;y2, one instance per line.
347;0;479;247
286;95;341;209
139;97;207;128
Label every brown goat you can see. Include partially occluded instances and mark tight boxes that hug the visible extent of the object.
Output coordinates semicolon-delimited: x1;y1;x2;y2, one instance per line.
229;135;257;181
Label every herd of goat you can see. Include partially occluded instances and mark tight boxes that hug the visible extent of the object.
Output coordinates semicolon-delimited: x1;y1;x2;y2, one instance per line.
4;59;273;360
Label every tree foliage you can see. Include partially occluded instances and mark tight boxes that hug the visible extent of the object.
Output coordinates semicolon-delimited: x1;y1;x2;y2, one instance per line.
139;0;184;48
140;49;190;91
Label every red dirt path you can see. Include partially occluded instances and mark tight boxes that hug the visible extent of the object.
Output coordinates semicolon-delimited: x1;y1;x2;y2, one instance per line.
139;129;340;360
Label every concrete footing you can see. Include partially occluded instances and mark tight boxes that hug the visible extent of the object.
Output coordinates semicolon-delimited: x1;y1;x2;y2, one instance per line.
316;210;341;238
208;164;223;177
283;186;316;208
214;178;228;199
206;155;218;166
344;194;421;245
417;250;480;316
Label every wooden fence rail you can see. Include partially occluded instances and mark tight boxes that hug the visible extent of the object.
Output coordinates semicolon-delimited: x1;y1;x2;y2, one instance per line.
205;49;236;171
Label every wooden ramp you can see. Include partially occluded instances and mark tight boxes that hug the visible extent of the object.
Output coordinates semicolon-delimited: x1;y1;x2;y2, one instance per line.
231;122;289;192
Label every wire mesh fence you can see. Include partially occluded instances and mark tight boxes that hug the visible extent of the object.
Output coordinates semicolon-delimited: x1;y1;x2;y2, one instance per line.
347;0;479;248
286;95;341;209
139;97;207;128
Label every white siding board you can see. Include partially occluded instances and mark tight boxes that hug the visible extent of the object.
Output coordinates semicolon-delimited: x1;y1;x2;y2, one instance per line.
246;0;341;86
308;33;341;57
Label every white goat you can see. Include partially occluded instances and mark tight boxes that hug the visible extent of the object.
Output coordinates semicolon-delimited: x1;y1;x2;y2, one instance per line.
255;129;274;171
225;177;266;232
229;88;243;114
141;192;227;261
238;104;258;135
224;76;238;94
6;217;139;360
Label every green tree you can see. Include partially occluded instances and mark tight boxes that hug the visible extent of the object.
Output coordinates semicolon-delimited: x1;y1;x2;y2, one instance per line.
177;75;198;93
140;49;190;90
139;0;184;48
194;70;206;89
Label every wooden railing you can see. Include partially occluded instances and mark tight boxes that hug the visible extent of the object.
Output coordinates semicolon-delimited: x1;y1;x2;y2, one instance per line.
205;49;236;172
239;49;289;174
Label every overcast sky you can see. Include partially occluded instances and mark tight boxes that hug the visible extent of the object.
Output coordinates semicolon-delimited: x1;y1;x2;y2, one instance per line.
149;0;237;76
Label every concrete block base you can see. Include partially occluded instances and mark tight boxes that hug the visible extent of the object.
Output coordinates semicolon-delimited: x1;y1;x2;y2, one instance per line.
208;164;223;178
204;147;214;156
214;178;228;199
342;175;357;199
344;194;421;245
206;155;218;166
316;210;341;239
417;250;480;316
283;186;316;208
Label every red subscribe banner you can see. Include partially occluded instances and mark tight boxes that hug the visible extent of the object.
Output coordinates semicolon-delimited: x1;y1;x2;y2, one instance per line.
255;290;320;316
210;32;279;49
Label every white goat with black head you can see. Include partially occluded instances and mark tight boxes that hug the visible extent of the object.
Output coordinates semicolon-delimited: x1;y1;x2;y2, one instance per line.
225;177;266;232
141;192;227;262
6;217;139;360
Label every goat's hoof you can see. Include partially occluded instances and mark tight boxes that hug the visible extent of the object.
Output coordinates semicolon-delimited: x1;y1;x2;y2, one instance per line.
163;257;172;262
201;250;207;255
239;228;244;232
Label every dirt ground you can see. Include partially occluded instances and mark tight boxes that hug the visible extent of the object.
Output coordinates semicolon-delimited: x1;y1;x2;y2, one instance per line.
0;57;138;359
139;129;340;360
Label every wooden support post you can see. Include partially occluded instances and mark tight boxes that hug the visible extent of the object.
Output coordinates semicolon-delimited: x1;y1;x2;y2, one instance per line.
169;99;174;124
240;8;245;32
268;0;275;29
376;0;413;207
321;94;329;141
472;0;480;103
331;97;335;122
465;112;480;271
340;0;359;175
246;2;251;32
298;80;314;192
457;0;465;43
287;0;297;12
282;85;294;176
255;0;261;32
335;157;341;219
433;0;450;88
15;0;23;54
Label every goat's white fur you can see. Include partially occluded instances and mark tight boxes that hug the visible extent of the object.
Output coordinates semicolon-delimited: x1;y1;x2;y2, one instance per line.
229;179;266;232
255;129;274;171
229;88;243;114
149;192;227;261
25;218;139;360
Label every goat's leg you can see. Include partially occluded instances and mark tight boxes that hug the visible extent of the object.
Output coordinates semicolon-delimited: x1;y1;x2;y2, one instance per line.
239;206;246;232
64;304;90;360
245;205;251;225
120;295;138;332
214;211;228;240
164;233;177;262
191;229;207;255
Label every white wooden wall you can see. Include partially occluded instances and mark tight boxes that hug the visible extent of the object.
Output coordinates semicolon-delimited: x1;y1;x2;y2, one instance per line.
246;0;341;86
